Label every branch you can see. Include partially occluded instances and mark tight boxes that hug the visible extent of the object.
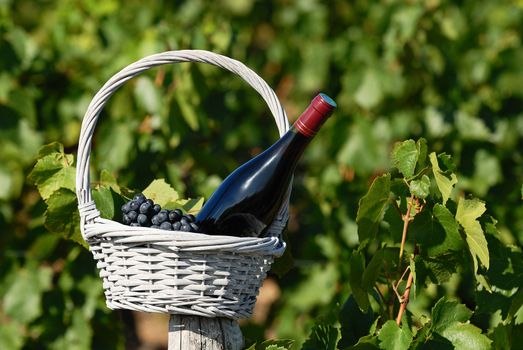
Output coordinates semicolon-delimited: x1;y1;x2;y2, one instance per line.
395;269;414;326
399;196;415;263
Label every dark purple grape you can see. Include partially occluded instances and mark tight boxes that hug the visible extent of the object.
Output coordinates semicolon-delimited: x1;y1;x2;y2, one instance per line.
160;222;172;230
137;214;149;226
129;200;139;212
173;208;183;216
139;201;152;214
184;214;196;222
121;202;131;214
145;199;154;206
157;210;169;223
172;221;181;231
151;225;160;229
168;210;182;223
127;210;138;222
152;204;161;214
180;216;190;225
190;222;199;232
130;222;140;227
122;214;131;225
151;215;160;226
181;223;191;232
133;193;146;205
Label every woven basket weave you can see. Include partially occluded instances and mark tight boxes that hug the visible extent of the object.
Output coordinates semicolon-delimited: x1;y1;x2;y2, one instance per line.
76;50;290;320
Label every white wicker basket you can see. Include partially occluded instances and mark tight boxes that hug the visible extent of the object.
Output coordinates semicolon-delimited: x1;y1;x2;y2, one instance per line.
76;50;290;320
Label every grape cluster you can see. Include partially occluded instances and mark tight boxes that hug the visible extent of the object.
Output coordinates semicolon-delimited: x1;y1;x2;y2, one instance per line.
121;193;200;232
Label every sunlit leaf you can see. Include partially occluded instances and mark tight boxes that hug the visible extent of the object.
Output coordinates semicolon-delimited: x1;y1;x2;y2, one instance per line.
28;150;75;200
456;197;489;270
391;139;419;178
378;320;412;350
142;178;180;207
429;152;457;205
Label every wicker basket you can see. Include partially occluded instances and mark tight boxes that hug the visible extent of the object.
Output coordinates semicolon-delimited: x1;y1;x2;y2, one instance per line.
76;50;289;320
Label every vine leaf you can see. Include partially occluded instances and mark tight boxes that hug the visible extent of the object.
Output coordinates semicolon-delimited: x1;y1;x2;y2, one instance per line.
301;322;340;350
45;188;86;248
339;295;375;349
432;204;463;254
409;175;430;199
349;251;370;311
429;152;457;205
431;297;472;333
142;178;180;207
391;139;418;178
430;297;492;350
28;149;75;200
356;174;391;248
378;320;412;350
455;198;490;271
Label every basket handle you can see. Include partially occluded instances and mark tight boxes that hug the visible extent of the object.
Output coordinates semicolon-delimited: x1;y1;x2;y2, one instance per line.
76;50;291;235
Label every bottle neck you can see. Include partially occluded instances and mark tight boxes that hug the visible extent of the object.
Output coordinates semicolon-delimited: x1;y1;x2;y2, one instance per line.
294;93;337;137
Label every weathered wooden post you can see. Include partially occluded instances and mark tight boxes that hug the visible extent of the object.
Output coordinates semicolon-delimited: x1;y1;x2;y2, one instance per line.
168;315;244;350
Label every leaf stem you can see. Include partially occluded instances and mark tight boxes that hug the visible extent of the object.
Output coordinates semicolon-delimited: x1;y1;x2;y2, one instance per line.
395;269;414;326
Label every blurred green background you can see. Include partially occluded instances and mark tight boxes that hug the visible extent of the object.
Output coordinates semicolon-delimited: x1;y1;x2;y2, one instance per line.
1;0;522;349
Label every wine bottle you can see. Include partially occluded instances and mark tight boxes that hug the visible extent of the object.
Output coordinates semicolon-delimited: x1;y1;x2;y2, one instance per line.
195;93;337;237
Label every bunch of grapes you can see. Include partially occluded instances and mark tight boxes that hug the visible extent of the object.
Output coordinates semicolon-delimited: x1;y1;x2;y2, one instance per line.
121;193;200;232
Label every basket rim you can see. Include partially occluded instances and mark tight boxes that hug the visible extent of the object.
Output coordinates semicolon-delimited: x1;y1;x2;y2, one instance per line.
83;217;287;256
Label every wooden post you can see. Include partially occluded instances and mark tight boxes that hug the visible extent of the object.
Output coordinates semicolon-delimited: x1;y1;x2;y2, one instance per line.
168;315;244;350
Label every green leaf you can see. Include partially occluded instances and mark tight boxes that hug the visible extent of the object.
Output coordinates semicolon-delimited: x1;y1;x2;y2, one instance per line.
356;174;391;247
3;264;53;324
430;204;464;255
349;251;370;311
134;76;162;114
288;264;338;311
391;139;419;178
354;69;383;109
142;178;180;207
377;320;412;350
439;323;492;350
429;297;492;349
258;339;295;350
301;323;340;350
0;322;24;350
455;111;492;141
28;151;76;200
345;335;380;349
339;295;375;349
409;175;430;199
362;249;385;291
411;206;463;257
455;198;489;270
99;169;121;193
414;253;462;286
429;152;457;205
431;297;473;333
45;188;87;249
92;186;125;220
37;141;64;157
167;196;204;214
416;138;428;171
265;346;287;350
